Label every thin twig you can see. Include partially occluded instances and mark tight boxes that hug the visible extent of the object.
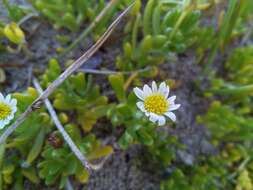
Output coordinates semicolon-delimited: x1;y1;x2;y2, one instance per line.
32;78;92;171
65;178;74;190
0;3;134;145
78;66;150;75
60;0;118;56
33;78;111;171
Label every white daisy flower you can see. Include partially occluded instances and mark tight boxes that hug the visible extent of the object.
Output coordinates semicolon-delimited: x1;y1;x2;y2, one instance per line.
0;93;17;129
134;81;180;126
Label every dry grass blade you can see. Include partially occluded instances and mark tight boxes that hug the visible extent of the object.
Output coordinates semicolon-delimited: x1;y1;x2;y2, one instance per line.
33;78;110;171
0;3;134;145
32;78;92;171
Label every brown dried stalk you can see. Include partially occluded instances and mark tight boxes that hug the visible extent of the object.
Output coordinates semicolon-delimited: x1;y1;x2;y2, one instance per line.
33;78;109;171
0;3;134;145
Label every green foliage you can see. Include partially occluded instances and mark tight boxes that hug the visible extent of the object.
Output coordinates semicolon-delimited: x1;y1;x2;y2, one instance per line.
197;101;253;142
226;46;253;85
0;59;113;189
0;22;26;53
3;22;25;45
107;74;156;149
38;59;113;188
0;1;29;53
2;0;31;22
208;46;253;101
205;0;252;68
108;74;126;102
29;0;128;33
187;44;253;190
39;130;112;188
42;59;109;132
236;170;253;190
116;0;204;71
30;0;101;31
0;87;50;189
148;132;178;166
9;87;51;155
160;142;253;190
160;166;221;190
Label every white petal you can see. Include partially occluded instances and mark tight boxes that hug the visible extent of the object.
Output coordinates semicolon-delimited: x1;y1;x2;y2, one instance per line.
169;104;181;111
158;82;170;98
133;87;145;100
165;112;176;122
158;82;166;92
7;113;14;121
0;121;5;129
143;84;152;97
136;101;145;112
167;95;176;104
5;94;11;103
10;99;17;106
151;81;158;92
3;119;10;125
145;112;150;116
0;93;4;102
158;115;166;126
149;113;159;123
12;106;17;113
164;87;170;98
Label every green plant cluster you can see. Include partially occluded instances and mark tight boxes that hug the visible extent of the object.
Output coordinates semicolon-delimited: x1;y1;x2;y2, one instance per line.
158;1;253;187
0;1;29;85
161;150;253;190
0;2;28;84
0;60;113;189
29;0;131;33
116;0;210;71
160;44;253;189
2;0;31;22
42;59;109;132
30;0;105;31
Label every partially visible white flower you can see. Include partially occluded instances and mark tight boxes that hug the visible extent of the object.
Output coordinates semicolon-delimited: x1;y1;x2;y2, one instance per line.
0;93;17;129
134;81;180;126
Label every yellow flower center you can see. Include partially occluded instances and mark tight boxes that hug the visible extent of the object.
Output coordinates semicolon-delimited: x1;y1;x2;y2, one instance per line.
0;103;12;120
144;94;168;115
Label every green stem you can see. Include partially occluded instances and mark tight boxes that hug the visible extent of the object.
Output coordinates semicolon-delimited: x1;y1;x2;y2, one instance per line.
169;5;191;40
203;0;240;74
207;84;253;95
132;13;141;49
221;0;242;50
